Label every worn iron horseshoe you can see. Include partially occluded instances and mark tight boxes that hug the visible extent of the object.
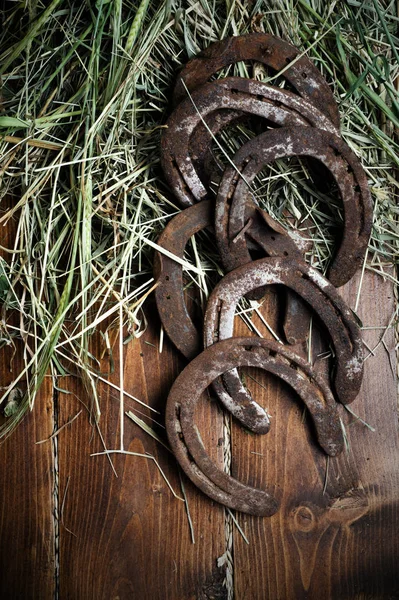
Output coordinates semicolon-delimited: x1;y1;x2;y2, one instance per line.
173;33;339;128
204;256;364;405
215;125;373;289
166;337;344;516
162;77;338;208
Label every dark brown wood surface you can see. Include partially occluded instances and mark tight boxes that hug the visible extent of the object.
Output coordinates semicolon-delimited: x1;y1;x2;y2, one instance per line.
0;270;398;599
0;380;55;600
0;198;56;599
231;272;399;600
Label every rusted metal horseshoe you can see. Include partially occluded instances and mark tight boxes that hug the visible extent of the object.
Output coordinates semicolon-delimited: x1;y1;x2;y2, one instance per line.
154;201;271;434
165;337;344;516
154;202;211;360
162;77;338;208
204;257;364;406
173;33;340;129
215;125;373;289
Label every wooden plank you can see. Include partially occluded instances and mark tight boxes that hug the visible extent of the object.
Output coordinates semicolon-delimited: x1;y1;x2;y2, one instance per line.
232;271;399;599
57;302;228;600
0;197;55;599
0;371;55;599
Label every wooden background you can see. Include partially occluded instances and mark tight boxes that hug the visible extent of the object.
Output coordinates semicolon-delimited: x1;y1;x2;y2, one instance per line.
0;247;398;597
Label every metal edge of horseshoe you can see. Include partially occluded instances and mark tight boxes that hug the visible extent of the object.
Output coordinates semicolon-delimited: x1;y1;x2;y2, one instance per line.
154;202;211;360
172;33;340;129
165;337;344;517
190;109;247;190
215;125;373;290
162;76;338;208
203;256;364;406
153;201;271;435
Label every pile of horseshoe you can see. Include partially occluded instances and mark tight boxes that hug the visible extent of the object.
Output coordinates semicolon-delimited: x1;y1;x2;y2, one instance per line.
153;34;373;517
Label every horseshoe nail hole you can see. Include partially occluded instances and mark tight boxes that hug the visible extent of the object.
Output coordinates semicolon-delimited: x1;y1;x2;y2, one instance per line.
257;94;264;101
271;236;276;241
347;165;354;174
166;295;171;300
302;71;308;79
231;88;240;95
333;148;340;157
242;156;252;167
165;276;170;281
250;345;258;352
285;56;294;63
283;251;289;256
355;184;361;193
269;350;277;357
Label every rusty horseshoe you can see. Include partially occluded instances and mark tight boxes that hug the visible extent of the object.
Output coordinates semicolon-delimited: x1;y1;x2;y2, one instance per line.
165;337;344;516
154;201;211;361
215;126;373;289
204;256;364;406
173;33;340;128
162;77;338;208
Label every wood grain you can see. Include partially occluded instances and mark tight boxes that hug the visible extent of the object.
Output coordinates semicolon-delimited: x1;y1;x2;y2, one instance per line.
57;302;227;600
0;367;55;599
231;271;399;600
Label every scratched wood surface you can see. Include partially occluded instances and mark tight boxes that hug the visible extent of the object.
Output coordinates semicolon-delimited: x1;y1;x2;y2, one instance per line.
0;377;55;600
231;271;399;600
56;307;227;600
0;270;398;599
0;202;55;599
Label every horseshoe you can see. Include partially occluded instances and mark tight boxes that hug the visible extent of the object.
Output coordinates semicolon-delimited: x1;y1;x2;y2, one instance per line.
162;77;338;208
204;256;364;406
154;202;211;361
215;126;373;288
165;337;344;516
154;201;271;434
173;33;339;129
